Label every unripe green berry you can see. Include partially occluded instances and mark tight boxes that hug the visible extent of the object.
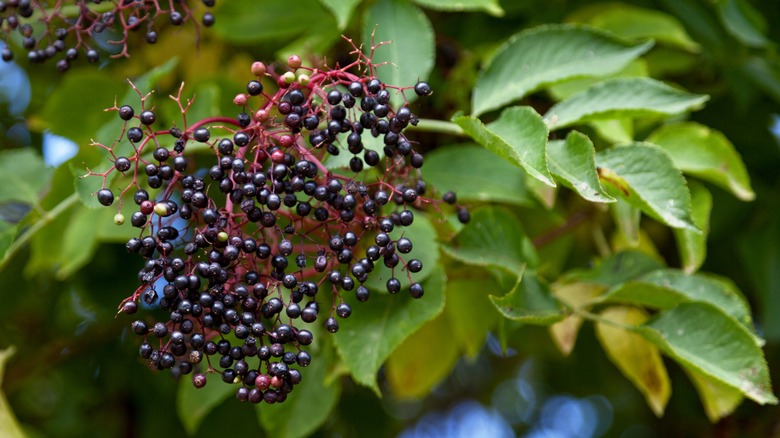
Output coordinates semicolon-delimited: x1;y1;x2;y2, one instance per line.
217;231;229;242
282;71;296;84
114;213;125;225
153;203;168;216
297;74;310;86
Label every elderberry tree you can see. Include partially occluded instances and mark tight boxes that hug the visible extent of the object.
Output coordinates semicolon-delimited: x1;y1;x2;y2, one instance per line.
1;0;779;437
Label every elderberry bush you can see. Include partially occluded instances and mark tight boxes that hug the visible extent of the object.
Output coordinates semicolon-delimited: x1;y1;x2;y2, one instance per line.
0;0;215;70
89;53;468;405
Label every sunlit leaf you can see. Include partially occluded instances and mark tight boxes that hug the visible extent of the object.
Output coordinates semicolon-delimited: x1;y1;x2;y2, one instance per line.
637;302;777;405
596;143;698;231
547;132;615;203
646;122;754;201
446;274;501;358
545;78;709;130
472;24;653;116
214;0;333;43
684;366;745;422
0;347;26;438
454;106;554;186
318;0;362;29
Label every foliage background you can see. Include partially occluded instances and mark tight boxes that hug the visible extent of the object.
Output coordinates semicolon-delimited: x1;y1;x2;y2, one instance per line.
1;0;780;437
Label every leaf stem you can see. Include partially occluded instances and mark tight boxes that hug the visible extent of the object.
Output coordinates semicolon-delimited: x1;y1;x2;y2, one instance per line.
407;118;465;136
0;193;79;271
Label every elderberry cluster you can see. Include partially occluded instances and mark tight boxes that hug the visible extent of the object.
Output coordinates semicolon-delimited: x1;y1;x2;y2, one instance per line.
0;0;215;71
90;53;468;405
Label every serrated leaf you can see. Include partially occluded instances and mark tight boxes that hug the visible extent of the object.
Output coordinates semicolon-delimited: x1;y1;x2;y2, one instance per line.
596;143;698;231
412;0;504;16
568;3;700;52
386;312;459;399
445;275;501;358
318;0;362;29
596;306;671;416
333;267;446;394
177;373;236;435
257;348;340;438
545;78;709;130
0;347;26;438
717;0;769;48
637;302;777;405
363;0;434;106
601;269;755;333
646;122;754;201
214;0;333;43
548;132;615;203
566;250;663;288
363;212;439;292
454;106;554;186
549;282;605;356
472;24;653;116
684;367;744;422
423;144;533;206
489;271;565;325
442;206;534;278
0;148;52;206
674;182;711;274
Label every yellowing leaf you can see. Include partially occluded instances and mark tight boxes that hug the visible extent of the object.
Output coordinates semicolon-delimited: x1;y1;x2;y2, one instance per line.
595;306;671;416
684;367;744;422
386;313;459;399
549;282;605;356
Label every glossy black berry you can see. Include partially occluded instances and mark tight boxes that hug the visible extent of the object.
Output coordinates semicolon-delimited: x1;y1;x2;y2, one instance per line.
247;80;263;96
97;189;114;206
414;81;432;96
140;110;156;125
127;127;143;143
193;127;210;142
119;105;135;121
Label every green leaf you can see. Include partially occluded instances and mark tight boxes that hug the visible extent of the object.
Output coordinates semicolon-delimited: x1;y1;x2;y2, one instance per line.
386;312;459;398
595;306;671;416
489;271;565;325
545;78;709;130
37;72;116;146
453;106;554;186
214;0;333;43
362;0;434;106
568;3;700;52
177;373;236;435
0;347;26;438
318;0;362;29
684;367;744;422
601;269;755;333
548;59;649;102
566;250;663;288
412;0;504;16
0;221;19;261
445;274;501;358
596;143;698;231
333;267;446;394
257;349;340;438
637;302;777;405
442;206;534;278
717;0;769;48
423;144;533;206
548;132;615;203
674;182;711;274
646;122;754;201
472;24;653;116
0;148;52;206
362;212;439;292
